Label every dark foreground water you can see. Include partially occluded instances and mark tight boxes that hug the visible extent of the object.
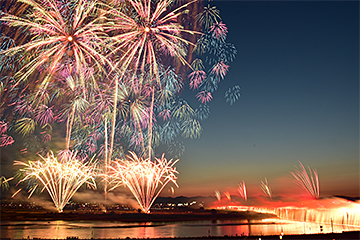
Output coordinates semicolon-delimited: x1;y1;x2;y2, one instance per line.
1;219;360;239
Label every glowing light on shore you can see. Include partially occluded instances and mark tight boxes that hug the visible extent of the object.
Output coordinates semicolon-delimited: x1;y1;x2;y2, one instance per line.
109;152;178;213
218;197;360;228
14;151;97;212
290;162;320;199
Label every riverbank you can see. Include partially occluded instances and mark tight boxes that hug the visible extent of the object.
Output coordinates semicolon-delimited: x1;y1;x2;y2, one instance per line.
1;231;359;240
0;208;276;222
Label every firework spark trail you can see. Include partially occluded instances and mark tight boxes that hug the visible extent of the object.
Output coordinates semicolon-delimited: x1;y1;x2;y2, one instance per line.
238;180;247;201
290;161;320;199
260;178;272;199
14;151;97;212
108;151;178;213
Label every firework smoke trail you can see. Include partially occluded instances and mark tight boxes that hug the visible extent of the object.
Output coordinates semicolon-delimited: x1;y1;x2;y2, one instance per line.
14;151;97;212
260;178;272;199
108;151;178;213
290;162;320;199
238;180;247;201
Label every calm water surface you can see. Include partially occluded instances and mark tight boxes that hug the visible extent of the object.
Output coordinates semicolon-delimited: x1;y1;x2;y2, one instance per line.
1;219;359;239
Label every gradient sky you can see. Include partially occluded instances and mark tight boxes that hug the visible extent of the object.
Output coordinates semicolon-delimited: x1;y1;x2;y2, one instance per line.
0;1;358;202
172;0;359;198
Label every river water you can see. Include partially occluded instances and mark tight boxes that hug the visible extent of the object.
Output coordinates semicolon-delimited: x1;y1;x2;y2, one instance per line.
1;219;360;239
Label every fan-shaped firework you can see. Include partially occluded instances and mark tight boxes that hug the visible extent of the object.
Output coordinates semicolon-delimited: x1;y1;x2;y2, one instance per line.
14;151;97;212
215;190;221;201
238;181;247;201
108;151;178;213
225;85;241;105
260;178;272;199
290;162;320;199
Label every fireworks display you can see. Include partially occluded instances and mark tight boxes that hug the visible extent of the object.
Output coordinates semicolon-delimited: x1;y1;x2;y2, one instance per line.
0;0;240;212
108;151;178;213
14;151;97;212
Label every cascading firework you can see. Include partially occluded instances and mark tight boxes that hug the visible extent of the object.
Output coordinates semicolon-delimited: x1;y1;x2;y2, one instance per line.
109;151;178;213
14;151;97;213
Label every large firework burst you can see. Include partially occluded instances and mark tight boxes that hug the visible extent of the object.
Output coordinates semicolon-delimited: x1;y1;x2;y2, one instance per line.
0;0;110;91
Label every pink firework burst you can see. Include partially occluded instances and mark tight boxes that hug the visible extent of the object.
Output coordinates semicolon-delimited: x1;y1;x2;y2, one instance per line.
211;61;229;80
196;90;212;103
209;21;228;41
0;134;14;148
188;70;206;90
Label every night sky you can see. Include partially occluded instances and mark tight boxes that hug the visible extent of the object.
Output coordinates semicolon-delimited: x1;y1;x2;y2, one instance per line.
0;0;358;202
174;1;359;198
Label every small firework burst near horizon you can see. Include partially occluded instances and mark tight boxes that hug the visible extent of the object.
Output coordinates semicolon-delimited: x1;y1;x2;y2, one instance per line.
291;162;320;199
260;178;272;200
238;180;247;201
108;152;178;213
13;151;97;213
215;190;221;201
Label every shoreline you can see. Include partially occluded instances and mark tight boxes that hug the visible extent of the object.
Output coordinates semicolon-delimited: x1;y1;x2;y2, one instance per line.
0;209;277;222
1;231;359;240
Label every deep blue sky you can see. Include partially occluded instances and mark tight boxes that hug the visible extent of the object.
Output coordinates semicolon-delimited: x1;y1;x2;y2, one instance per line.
173;1;359;198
